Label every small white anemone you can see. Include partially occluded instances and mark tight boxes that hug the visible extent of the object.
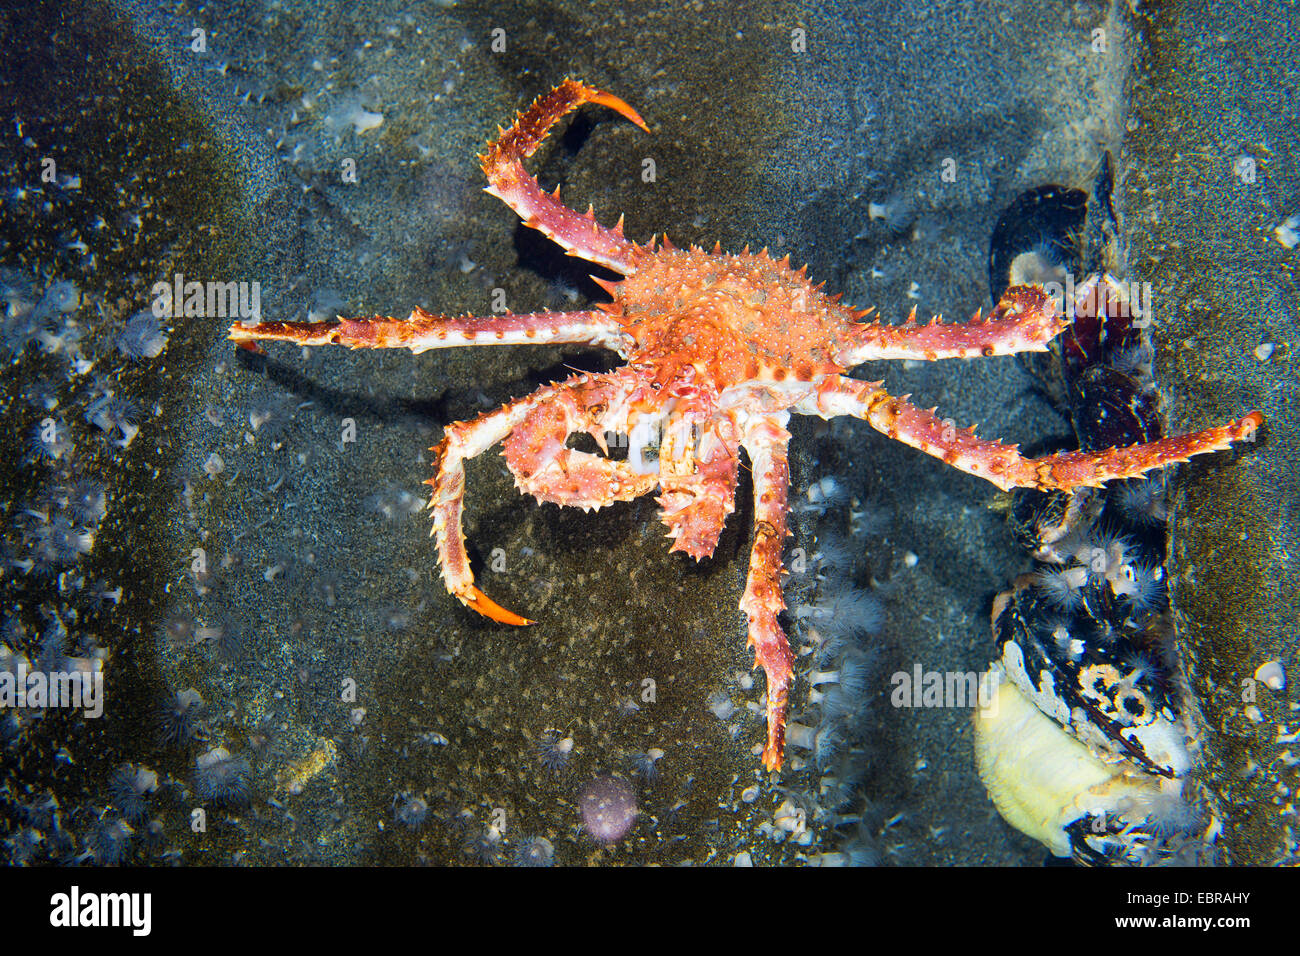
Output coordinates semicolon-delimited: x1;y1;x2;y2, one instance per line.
1030;565;1089;611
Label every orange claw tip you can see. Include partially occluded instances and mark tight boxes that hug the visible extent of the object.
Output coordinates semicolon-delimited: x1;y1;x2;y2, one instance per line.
587;89;650;132
463;586;535;626
235;338;266;355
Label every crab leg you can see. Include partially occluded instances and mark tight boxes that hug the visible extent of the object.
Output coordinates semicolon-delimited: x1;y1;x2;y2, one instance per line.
739;412;796;772
836;286;1069;365
502;371;659;508
797;377;1263;493
428;396;541;626
432;371;660;626
229;308;632;356
481;79;649;275
657;419;741;560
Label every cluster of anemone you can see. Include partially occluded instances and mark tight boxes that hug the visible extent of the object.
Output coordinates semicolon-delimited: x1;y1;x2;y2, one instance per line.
18;508;95;569
1026;509;1167;628
1;793;80;865
987;343;1207;863
778;475;889;863
15;470;111;574
1;273;87;368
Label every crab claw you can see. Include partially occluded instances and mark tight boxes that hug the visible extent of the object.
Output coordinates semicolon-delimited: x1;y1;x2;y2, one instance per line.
460;585;535;627
584;88;651;133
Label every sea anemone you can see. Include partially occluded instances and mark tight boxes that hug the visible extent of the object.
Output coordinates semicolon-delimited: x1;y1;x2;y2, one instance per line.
706;689;736;720
64;479;108;525
1117;563;1168;616
793;585;885;636
1111;477;1167;527
162;614;195;649
536;731;575;771
154;688;206;746
4;827;44;865
88;814;134;864
1030;565;1089;611
194;746;252;809
462;831;503;865
786;720;817;752
197;621;251;663
1078;529;1134;584
808;684;868;729
21;511;94;567
85;392;140;436
392;792;429;828
39;280;80;314
28;418;72;462
513;835;555;867
806;652;872;697
795;476;846;516
1120;647;1161;685
108;763;159;824
1109;340;1155;380
117;311;168;359
1128;783;1201;838
808;535;855;577
246;389;298;440
627;748;664;783
37;617;68;671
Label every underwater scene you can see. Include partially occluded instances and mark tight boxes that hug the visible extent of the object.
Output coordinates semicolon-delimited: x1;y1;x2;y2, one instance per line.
1;0;1295;885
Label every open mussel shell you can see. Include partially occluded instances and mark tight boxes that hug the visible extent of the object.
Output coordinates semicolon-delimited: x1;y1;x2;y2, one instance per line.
987;184;1088;305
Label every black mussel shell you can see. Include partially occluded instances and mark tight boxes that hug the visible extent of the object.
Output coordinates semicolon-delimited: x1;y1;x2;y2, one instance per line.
1070;365;1162;449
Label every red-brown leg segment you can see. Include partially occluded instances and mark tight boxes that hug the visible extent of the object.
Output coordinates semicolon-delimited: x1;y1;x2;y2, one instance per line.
740;412;796;772
797;376;1262;493
836;286;1069;364
229;308;631;356
480;79;649;274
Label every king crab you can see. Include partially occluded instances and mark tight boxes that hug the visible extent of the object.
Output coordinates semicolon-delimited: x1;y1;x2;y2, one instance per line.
231;80;1261;771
